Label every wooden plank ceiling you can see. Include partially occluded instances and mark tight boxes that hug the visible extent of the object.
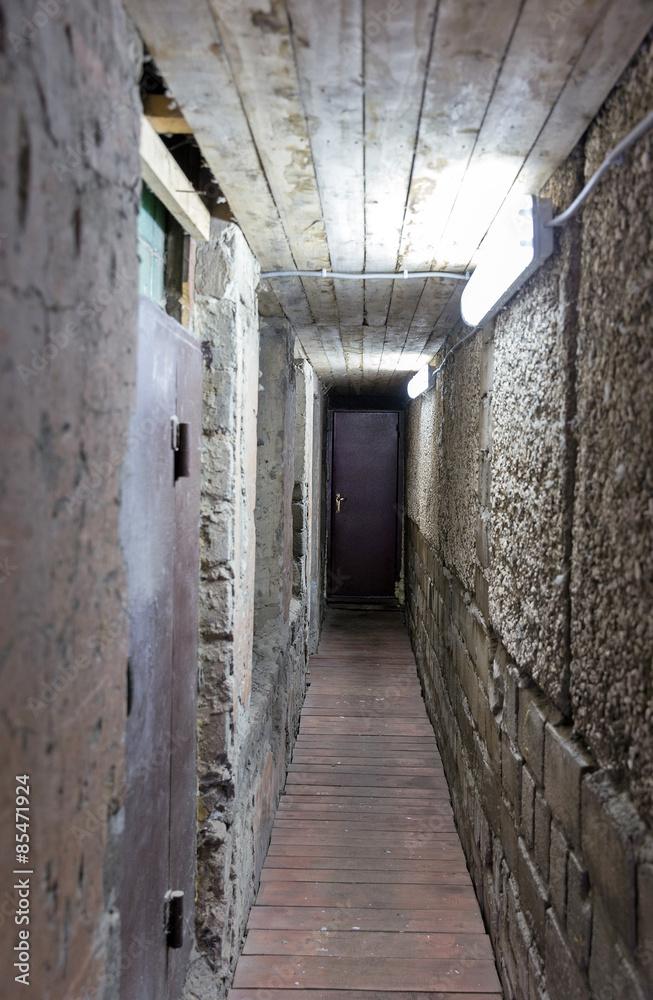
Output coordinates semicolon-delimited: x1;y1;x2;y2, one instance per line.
126;0;653;394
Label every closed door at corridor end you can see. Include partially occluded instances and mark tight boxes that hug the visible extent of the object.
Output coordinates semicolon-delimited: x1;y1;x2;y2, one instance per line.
328;409;403;599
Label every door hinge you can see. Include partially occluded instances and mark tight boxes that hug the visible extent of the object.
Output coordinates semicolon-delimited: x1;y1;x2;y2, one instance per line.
164;889;184;949
171;415;191;481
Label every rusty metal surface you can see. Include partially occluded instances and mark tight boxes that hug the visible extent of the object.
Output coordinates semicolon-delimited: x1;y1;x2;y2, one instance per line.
120;297;201;1000
328;410;401;598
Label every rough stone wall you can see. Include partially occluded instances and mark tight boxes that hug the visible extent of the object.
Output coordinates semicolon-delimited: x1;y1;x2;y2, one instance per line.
490;151;583;715
186;261;319;999
571;43;653;825
405;35;653;1000
187;220;259;995
0;3;141;998
293;359;322;618
406;322;480;593
254;318;297;636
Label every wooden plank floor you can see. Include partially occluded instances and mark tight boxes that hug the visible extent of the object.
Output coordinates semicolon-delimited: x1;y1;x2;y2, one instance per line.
228;609;502;999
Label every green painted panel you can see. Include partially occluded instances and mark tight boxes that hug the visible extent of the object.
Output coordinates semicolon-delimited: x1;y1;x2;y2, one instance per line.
138;184;167;308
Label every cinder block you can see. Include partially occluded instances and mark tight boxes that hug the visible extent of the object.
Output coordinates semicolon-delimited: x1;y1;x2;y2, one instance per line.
567;849;592;970
518;687;554;788
502;735;522;818
200;579;234;639
426;543;436;583
500;797;519;875
589;898;648;1000
517;836;549;947
544;723;593;846
480;756;501;832
202;437;236;501
581;772;638;951
505;878;532;996
528;942;547;1000
206;368;237;433
486;708;501;779
474;676;491;744
521;766;535;848
475;564;490;622
545;909;590;1000
534;792;551;882
475;519;490;571
474;618;492;688
502;662;519;743
637;859;653;992
201;510;234;567
458;696;475;761
549;820;568;920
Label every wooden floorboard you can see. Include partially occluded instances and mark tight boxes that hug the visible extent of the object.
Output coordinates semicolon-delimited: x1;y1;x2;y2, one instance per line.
227;610;501;998
230;993;502;1000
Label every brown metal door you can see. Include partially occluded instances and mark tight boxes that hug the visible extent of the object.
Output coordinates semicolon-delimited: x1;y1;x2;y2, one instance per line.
328;410;402;598
120;298;201;1000
168;324;202;999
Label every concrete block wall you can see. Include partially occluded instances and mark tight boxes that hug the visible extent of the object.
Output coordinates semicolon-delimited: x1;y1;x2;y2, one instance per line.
191;219;260;992
405;34;653;1000
0;3;142;997
293;357;325;650
187;229;323;999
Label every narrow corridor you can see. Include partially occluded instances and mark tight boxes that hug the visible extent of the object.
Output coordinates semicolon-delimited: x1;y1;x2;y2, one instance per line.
228;610;502;998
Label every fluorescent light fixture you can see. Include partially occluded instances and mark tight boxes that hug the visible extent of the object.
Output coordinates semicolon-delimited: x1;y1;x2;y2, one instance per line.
407;364;431;399
461;195;553;327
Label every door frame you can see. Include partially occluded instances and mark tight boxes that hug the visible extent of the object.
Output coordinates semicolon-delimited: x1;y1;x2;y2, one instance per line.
326;405;404;601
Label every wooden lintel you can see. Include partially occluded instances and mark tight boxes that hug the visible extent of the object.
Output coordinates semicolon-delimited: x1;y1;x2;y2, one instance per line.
139;116;210;242
143;94;193;134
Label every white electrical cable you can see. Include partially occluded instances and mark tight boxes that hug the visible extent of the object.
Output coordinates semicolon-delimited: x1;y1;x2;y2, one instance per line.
260;268;469;280
430;327;478;381
547;107;653;227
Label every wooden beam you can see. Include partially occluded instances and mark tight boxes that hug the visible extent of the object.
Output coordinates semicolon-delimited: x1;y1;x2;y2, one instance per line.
386;0;522;370
516;0;653;196
364;0;439;342
125;0;314;317
139;116;210;242
143;94;193;134
435;0;645;269
287;0;365;336
206;0;338;328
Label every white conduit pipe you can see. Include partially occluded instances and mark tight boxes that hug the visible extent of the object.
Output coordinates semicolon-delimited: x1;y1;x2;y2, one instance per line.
547;107;653;227
260;268;470;280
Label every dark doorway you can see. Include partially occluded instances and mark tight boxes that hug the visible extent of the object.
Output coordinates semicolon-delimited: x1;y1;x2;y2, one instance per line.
328;408;403;599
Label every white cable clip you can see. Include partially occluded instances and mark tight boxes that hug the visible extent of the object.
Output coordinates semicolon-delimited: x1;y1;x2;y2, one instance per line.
403;269;408;280
321;268;328;278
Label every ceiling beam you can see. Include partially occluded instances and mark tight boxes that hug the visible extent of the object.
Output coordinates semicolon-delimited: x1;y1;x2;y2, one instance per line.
139;116;210;241
143;94;193;133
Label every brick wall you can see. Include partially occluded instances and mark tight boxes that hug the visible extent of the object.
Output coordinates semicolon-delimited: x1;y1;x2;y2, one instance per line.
405;34;653;1000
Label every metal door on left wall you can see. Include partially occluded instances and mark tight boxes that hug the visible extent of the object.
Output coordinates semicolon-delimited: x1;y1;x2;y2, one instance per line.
119;297;202;1000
